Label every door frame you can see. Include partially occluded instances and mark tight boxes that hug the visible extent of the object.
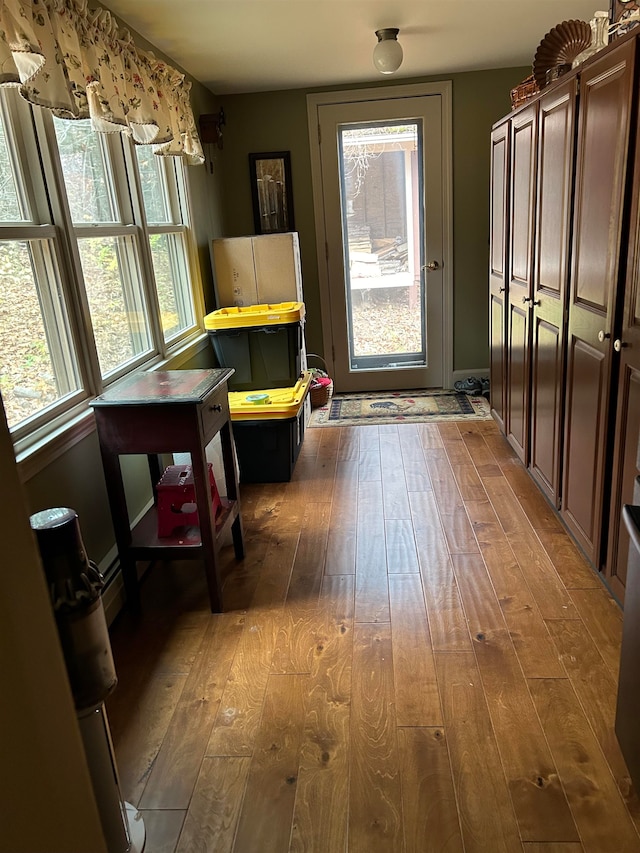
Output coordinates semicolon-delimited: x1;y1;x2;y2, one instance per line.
307;82;454;389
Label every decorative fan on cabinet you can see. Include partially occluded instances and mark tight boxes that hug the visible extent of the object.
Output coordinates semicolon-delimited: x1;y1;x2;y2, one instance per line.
533;19;591;89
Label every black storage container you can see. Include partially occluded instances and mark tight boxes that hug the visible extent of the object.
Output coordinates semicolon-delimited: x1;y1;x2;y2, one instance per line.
233;410;305;483
204;302;304;392
228;371;311;483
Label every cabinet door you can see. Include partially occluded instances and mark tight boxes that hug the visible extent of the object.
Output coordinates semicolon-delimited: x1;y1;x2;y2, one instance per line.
530;79;577;508
506;104;537;463
489;121;509;431
606;102;640;603
562;40;636;565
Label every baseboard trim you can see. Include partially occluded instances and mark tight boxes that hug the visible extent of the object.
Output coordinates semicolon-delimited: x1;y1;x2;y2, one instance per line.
102;498;154;626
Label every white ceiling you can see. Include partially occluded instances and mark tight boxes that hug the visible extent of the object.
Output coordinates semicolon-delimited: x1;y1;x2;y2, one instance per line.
101;0;602;95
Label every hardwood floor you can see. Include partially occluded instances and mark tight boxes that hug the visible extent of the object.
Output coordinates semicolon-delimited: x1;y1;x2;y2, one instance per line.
106;420;640;852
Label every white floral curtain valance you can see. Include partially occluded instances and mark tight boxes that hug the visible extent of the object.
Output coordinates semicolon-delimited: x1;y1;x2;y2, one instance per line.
0;0;204;164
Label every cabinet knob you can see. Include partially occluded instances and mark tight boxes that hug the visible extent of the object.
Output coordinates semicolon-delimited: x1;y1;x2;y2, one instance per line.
209;403;223;412
499;287;506;293
598;330;610;342
522;296;532;305
614;339;628;352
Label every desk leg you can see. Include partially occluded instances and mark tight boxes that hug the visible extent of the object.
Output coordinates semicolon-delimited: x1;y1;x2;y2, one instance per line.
191;441;222;613
147;454;163;504
220;421;245;560
98;449;140;612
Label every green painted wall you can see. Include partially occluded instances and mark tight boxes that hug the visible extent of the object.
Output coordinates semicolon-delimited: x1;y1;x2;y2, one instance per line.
219;67;528;372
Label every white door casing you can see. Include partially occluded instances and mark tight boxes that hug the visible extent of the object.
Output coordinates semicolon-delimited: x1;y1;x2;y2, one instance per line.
307;82;453;392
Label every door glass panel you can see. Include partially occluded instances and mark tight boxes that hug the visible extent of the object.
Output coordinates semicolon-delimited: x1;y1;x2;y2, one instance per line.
338;120;425;370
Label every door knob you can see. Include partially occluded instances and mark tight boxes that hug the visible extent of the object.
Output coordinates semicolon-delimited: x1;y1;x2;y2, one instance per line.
425;260;440;271
614;339;628;352
598;330;610;342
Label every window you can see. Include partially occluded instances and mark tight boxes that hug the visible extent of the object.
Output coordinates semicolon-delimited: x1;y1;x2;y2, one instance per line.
0;93;83;433
0;88;203;449
135;146;195;343
54;117;154;378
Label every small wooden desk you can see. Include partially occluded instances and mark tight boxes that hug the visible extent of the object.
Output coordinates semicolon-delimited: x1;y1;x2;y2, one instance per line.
90;369;244;612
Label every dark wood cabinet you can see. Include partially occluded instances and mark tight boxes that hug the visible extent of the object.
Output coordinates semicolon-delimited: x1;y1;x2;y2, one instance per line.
529;81;576;508
606;67;640;600
562;40;636;566
492;79;576;506
490;34;640;601
506;105;537;464
489;121;509;432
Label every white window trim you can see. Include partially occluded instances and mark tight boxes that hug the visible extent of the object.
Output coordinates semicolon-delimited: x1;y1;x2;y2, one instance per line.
0;91;208;476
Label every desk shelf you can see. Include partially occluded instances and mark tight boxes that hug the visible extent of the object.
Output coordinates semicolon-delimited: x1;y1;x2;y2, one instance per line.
129;498;239;555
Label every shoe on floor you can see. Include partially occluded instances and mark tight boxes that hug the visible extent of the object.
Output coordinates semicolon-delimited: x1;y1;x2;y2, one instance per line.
454;376;482;395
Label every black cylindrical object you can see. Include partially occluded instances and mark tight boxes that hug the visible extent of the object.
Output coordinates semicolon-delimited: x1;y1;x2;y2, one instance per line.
29;507;117;710
30;507;141;852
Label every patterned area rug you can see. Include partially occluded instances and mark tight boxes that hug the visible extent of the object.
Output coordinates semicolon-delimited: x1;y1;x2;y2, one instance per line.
308;389;491;427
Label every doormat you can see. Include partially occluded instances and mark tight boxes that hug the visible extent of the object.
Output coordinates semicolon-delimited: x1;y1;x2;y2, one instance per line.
308;389;491;427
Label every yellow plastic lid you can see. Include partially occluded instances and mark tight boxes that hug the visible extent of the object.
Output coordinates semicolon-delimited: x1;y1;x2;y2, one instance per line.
229;371;312;420
204;301;305;330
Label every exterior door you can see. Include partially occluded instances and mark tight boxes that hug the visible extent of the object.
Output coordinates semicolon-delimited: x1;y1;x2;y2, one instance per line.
489;120;509;432
506;103;537;464
309;86;450;392
529;79;577;508
562;40;636;565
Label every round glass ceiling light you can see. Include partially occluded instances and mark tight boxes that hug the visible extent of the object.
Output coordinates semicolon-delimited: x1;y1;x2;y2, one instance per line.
373;28;403;75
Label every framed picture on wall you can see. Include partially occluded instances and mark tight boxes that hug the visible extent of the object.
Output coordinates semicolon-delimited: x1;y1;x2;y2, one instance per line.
610;0;640;38
249;151;295;234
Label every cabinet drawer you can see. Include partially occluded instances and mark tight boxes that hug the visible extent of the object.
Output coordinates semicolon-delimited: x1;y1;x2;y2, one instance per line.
200;385;229;443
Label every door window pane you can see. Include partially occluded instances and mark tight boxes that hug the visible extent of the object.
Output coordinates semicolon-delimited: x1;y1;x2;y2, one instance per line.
77;236;152;375
339;121;425;369
0;240;80;428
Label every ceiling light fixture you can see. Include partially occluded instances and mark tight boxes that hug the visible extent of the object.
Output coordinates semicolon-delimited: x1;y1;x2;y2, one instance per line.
373;28;403;75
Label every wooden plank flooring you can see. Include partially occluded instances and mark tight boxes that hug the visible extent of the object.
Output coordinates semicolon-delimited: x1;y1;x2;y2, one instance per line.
106;420;640;852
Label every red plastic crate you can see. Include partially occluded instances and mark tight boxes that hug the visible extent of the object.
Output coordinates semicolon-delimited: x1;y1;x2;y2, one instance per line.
156;463;221;537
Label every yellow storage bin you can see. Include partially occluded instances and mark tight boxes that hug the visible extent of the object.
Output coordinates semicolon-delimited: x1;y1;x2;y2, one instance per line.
204;302;304;330
228;372;312;421
204;302;305;392
228;372;312;483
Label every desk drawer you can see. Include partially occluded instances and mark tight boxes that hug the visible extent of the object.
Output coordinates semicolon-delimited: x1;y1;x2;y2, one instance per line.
200;384;229;442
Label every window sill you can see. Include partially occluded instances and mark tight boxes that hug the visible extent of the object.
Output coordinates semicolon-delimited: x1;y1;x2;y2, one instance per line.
16;331;212;482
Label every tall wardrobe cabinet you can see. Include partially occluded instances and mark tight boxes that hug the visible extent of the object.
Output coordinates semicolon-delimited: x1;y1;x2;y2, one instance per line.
491;78;576;509
490;34;640;602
